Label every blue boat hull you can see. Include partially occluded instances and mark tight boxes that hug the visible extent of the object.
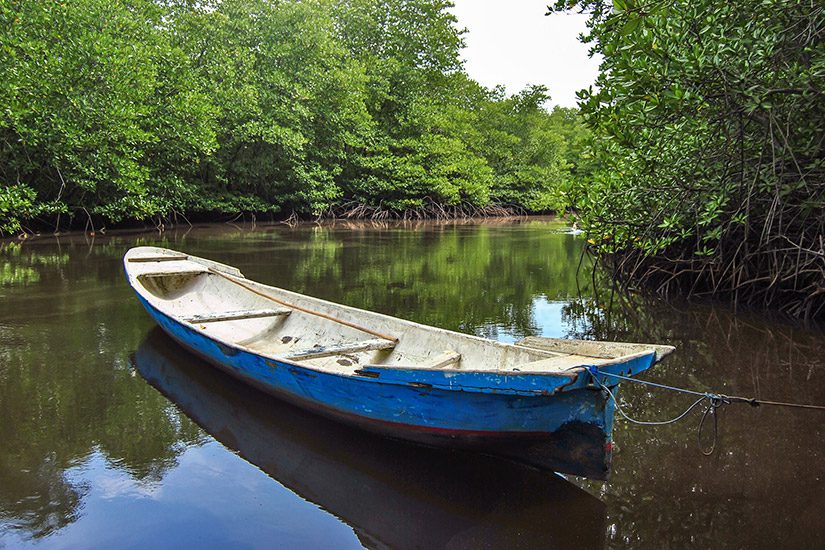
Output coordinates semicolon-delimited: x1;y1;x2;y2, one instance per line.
135;294;650;480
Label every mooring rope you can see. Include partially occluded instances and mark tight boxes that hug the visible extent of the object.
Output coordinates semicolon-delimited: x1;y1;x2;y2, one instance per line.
595;381;709;426
588;367;825;411
586;365;825;455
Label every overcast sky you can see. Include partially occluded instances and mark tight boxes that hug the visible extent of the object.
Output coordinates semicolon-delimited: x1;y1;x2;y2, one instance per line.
449;0;600;108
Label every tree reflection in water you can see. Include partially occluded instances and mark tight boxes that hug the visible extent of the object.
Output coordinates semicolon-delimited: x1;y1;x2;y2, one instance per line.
0;219;823;548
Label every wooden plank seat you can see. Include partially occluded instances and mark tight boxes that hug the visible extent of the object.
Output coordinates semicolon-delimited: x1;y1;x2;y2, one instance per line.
422;350;461;369
285;339;396;361
362;349;461;370
128;255;189;263
185;308;292;324
140;269;208;278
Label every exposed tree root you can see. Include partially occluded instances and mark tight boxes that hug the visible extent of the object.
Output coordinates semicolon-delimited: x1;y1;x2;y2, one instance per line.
599;230;825;320
322;199;526;221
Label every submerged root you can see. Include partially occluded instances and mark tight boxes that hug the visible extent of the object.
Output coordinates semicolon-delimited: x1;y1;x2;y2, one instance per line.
602;232;825;320
328;200;527;221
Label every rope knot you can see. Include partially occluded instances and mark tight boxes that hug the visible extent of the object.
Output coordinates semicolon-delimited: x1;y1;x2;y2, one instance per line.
706;394;730;407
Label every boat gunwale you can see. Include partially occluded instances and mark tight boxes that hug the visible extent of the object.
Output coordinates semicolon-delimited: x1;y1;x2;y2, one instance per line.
124;246;663;392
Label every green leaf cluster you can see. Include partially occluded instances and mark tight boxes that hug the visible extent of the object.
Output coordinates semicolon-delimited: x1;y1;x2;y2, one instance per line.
0;0;587;232
554;0;825;317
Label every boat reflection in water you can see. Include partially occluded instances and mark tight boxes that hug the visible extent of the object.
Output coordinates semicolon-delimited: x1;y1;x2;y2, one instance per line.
134;330;607;548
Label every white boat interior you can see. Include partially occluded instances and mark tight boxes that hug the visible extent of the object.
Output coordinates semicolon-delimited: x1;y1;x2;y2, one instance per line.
125;247;674;377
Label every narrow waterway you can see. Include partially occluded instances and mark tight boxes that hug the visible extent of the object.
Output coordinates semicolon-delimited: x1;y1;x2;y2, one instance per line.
1;218;823;548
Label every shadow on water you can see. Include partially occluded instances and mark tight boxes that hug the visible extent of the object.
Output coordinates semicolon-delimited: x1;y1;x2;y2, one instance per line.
133;329;607;549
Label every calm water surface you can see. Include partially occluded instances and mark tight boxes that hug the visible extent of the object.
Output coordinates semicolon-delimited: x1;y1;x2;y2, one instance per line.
1;218;823;548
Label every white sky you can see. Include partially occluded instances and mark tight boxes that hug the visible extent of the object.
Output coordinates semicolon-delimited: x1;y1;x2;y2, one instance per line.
449;0;600;108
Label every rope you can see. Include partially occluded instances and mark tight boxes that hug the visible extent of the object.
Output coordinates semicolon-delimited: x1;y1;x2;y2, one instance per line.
588;367;825;411
596;381;708;426
698;396;726;456
586;365;825;456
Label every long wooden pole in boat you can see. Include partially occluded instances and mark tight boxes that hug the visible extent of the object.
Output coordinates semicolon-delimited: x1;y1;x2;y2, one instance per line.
207;267;399;343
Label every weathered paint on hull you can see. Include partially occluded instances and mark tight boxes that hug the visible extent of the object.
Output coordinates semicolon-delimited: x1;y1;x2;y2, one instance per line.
136;293;627;479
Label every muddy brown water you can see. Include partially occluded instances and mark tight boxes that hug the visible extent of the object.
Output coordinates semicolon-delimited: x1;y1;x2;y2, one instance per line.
1;218;823;548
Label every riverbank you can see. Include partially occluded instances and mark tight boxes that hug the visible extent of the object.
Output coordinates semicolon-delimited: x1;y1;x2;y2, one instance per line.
4;212;558;243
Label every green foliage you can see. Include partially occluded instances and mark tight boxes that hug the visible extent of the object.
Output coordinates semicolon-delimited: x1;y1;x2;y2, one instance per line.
555;0;825;317
471;85;584;211
0;0;587;228
330;0;495;213
0;0;217;225
0;184;36;234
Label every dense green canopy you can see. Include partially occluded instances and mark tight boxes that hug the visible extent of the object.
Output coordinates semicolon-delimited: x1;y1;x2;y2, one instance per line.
555;0;824;318
0;0;586;233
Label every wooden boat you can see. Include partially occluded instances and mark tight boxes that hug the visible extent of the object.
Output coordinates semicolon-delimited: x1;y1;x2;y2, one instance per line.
124;246;675;480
